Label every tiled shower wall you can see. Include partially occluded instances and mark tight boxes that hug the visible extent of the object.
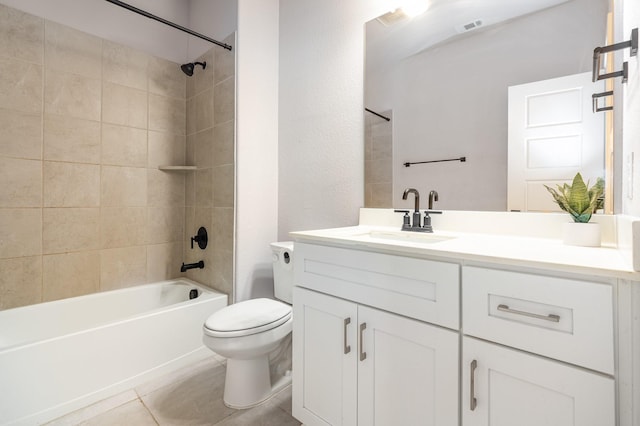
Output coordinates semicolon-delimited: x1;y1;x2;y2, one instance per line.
364;110;393;208
183;37;235;296
0;4;235;310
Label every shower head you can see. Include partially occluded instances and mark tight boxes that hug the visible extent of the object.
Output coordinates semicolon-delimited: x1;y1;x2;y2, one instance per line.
180;61;206;76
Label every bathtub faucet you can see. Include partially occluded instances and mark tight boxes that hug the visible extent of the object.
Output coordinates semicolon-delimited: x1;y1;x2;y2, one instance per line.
181;260;204;272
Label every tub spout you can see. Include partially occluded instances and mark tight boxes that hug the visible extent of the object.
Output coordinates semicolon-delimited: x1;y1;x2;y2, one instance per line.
181;260;204;272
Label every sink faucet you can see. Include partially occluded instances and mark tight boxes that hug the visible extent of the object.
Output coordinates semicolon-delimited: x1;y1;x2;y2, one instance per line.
402;188;422;229
428;190;439;210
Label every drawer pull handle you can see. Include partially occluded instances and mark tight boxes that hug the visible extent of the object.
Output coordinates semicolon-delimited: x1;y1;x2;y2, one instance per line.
359;322;367;361
497;304;560;323
470;359;478;411
344;317;351;354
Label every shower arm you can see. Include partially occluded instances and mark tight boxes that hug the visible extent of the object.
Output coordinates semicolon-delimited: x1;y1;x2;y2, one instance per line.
104;0;232;51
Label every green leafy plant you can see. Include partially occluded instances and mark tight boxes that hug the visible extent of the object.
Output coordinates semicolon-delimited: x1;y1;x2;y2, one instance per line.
544;173;605;223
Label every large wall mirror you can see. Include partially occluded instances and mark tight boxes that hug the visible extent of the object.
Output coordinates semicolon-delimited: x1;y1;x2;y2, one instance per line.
364;0;613;212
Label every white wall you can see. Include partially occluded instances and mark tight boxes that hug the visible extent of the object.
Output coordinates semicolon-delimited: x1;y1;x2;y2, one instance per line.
235;0;279;301
278;0;394;238
622;0;640;215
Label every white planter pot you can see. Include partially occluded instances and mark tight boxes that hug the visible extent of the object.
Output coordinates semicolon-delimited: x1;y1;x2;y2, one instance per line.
562;222;601;247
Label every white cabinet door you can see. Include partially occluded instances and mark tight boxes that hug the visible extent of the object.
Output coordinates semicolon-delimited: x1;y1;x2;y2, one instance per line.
462;337;615;426
357;305;459;426
292;287;358;426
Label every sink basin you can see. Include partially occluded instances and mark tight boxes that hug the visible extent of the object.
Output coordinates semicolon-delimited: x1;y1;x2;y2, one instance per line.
349;229;455;245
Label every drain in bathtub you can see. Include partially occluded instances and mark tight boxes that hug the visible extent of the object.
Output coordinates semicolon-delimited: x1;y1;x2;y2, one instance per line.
189;289;199;299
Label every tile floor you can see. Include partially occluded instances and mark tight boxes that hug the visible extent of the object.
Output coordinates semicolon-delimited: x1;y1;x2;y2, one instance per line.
46;355;301;426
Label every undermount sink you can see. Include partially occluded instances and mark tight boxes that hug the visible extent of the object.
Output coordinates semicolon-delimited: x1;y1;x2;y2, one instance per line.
349;229;455;245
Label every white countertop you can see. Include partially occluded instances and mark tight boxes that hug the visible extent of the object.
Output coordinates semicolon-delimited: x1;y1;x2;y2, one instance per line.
290;209;640;281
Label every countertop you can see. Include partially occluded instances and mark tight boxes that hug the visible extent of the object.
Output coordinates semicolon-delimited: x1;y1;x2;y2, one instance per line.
291;225;639;281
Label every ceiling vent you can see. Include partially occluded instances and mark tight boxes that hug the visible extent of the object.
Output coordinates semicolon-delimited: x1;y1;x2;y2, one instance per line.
455;19;483;34
376;9;409;27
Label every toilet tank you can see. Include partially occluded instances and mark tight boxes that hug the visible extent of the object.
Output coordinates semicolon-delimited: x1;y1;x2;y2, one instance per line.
270;241;294;304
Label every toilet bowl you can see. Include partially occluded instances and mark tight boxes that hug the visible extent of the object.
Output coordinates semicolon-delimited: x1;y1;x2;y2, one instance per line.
202;242;294;409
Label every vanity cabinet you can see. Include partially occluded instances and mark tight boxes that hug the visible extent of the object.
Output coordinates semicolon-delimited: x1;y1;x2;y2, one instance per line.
292;287;459;426
292;242;460;426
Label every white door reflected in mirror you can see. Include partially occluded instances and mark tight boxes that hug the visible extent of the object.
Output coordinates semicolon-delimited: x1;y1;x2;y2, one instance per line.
507;72;605;212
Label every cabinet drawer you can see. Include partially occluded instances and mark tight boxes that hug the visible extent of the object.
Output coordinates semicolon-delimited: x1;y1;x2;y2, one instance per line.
294;242;460;329
462;266;614;374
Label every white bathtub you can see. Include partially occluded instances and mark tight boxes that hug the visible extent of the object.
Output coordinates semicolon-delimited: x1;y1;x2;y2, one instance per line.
0;278;227;425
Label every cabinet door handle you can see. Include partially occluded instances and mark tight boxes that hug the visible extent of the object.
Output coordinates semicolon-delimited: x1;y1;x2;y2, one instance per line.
343;317;351;354
359;322;367;361
470;359;478;411
497;304;560;323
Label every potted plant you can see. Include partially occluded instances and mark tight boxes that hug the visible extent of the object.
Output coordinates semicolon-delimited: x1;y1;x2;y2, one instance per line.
544;173;605;246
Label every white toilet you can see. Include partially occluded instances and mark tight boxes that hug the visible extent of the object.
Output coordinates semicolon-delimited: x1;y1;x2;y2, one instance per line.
202;242;294;409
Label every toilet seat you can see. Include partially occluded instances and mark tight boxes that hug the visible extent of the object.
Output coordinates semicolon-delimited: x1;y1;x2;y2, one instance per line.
204;298;292;338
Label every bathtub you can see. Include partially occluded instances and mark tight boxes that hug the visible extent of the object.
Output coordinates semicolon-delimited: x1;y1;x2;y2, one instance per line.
0;278;227;425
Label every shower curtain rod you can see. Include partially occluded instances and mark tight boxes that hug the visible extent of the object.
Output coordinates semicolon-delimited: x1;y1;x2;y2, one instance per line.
104;0;233;51
365;108;391;122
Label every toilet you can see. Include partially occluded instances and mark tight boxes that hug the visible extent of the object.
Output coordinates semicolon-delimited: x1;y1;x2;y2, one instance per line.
202;242;294;409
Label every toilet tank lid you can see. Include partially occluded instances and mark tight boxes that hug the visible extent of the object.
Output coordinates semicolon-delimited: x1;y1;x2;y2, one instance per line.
204;298;292;333
270;241;294;251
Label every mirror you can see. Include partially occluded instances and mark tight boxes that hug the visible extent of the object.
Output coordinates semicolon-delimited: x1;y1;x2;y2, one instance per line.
364;0;611;212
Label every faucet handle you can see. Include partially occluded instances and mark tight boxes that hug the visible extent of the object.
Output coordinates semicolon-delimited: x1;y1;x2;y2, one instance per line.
394;209;411;229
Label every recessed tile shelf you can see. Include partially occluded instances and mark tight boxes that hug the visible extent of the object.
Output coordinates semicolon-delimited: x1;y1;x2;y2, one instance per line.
158;166;198;171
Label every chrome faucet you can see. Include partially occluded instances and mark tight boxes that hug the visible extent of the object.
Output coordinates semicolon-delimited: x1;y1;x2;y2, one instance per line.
402;188;422;229
428;190;439;210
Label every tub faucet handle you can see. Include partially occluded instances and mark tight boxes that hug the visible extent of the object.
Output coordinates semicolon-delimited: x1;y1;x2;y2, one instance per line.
190;227;208;250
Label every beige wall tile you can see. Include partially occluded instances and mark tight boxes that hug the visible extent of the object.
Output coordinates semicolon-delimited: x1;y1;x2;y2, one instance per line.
213;207;234;253
147;207;184;244
0;4;43;64
101;166;147;207
103;40;148;91
0;109;42;160
44;161;100;207
44;114;101;163
365;158;392;185
148;56;185;99
214;76;234;125
43;251;100;301
147;242;183;283
186;245;214;287
148;131;185;168
368;183;392;208
45;21;101;77
100;246;147;291
43;208;99;254
185;172;195;207
195;89;214;132
195;128;214;169
212;247;233;296
0;157;42;207
213;121;234;166
100;207;147;249
214;33;235;84
193;50;214;96
186;96;196;136
186;70;196;99
44;70;101;121
102;124;147;167
186;134;196;166
0;208;41;259
149;94;185;135
148;169;185;207
195;169;213;208
0;256;42;309
102;82;148;128
213;165;234;208
0;58;42;114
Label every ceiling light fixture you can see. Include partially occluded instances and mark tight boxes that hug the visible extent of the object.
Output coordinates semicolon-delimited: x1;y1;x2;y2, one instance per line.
400;0;429;18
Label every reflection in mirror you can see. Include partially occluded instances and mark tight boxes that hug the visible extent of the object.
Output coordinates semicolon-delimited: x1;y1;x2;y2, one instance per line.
365;0;611;212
